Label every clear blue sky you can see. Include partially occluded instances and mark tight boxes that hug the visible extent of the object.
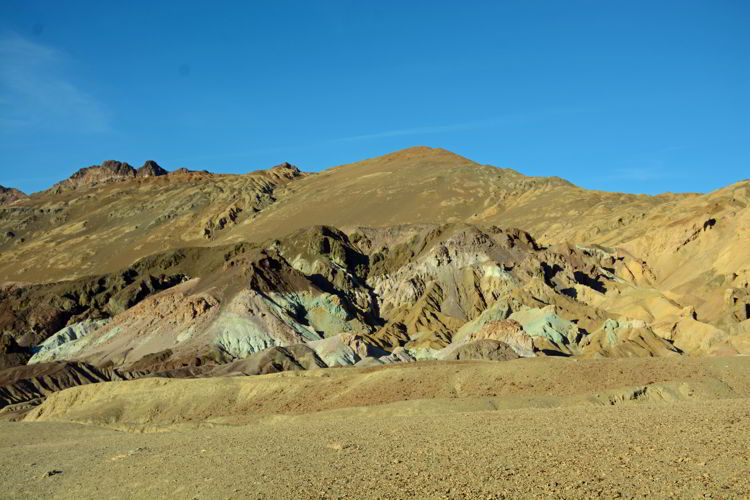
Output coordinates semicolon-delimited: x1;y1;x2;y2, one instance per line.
0;0;747;194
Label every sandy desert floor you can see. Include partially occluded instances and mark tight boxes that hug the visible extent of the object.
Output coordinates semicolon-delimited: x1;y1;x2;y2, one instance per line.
1;357;749;499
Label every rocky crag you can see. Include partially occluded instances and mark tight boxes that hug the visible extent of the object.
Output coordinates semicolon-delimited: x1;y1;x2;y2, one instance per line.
50;160;168;193
0;186;28;206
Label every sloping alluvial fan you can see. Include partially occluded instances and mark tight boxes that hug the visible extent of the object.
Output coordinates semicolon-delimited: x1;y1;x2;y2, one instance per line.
1;146;749;409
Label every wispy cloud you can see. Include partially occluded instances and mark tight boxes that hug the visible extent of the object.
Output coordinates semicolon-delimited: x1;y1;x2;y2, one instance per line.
608;160;672;181
0;33;111;133
606;146;696;182
332;121;490;143
331;109;588;143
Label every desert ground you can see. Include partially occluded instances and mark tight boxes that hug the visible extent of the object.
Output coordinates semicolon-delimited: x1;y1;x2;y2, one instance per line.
2;356;749;500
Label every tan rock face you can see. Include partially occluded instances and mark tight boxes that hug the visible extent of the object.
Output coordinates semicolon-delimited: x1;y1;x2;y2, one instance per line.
725;288;750;322
52;160;138;191
579;319;681;358
441;339;520;361
467;320;535;357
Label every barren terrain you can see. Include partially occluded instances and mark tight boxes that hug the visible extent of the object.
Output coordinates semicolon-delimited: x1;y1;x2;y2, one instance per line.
2;357;750;499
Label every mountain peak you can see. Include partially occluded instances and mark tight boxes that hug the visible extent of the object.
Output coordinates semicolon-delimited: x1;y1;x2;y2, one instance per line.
378;146;473;163
0;185;28;205
268;162;302;179
59;161;136;190
137;160;169;178
53;160;168;192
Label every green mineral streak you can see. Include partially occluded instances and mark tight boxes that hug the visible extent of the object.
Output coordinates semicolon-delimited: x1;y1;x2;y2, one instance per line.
509;308;579;345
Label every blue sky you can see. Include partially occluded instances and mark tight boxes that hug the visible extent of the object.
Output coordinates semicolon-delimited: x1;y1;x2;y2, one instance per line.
0;0;747;194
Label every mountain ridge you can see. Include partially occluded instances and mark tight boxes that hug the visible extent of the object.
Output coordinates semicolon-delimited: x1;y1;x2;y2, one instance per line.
46;160;170;194
1;146;748;404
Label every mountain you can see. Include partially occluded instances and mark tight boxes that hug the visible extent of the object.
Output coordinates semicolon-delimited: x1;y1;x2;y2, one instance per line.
1;146;749;410
0;147;672;281
0;161;304;282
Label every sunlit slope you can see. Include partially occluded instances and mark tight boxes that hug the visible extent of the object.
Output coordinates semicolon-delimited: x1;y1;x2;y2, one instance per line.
0;164;303;283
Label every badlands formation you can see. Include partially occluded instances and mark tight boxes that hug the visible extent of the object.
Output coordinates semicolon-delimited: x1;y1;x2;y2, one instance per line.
1;147;749;499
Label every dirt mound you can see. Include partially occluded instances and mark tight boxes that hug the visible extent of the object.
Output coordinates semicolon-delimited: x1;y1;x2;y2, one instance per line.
23;356;750;429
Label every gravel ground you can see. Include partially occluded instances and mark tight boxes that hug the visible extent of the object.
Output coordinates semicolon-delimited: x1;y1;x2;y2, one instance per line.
1;398;749;499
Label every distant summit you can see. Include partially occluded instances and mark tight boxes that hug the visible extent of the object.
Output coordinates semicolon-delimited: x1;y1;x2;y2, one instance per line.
268;162;302;180
52;160;168;192
137;160;168;178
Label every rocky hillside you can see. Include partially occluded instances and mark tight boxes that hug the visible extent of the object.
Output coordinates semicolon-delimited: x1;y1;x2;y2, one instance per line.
0;147;748;410
0;161;305;282
50;160;169;193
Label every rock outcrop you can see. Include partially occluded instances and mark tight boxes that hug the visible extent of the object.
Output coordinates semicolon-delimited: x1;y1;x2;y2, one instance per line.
136;160;168;178
53;160;137;191
0;186;27;205
463;320;535;357
440;339;521;361
48;159;168;193
28;319;110;364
